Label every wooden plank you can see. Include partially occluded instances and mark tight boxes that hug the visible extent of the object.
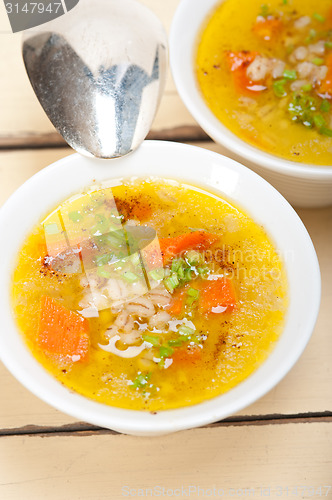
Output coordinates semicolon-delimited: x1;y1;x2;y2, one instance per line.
0;147;331;431
0;0;199;147
0;423;331;499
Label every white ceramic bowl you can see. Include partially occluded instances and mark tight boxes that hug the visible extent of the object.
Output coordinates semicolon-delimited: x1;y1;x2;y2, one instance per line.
0;141;320;435
170;0;332;208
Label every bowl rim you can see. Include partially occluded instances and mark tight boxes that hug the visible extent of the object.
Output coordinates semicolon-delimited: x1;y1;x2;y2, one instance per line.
169;0;332;179
0;141;321;435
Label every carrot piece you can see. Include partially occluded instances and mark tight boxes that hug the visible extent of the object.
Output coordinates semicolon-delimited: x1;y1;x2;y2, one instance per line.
225;51;266;94
166;288;187;316
159;231;219;264
198;278;237;314
172;344;202;365
252;17;283;41
38;296;89;361
319;53;332;95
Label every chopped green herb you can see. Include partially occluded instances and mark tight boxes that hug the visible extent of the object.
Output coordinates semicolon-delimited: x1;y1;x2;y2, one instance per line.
313;113;326;129
305;29;317;44
301;83;313;92
185;250;201;266
282;0;287;4
148;268;165;281
313;13;325;23
132;372;151;389
188;288;200;299
325;41;332;49
320;99;331;113
97;267;111;279
197;266;209;276
320;126;332;137
159;346;174;359
68;211;82;223
142;335;160;346
283;69;297;80
273;79;287;98
260;3;270;17
168;339;183;347
95;253;113;267
288;93;317;128
130;252;141;267
178;325;195;337
164;274;179;292
123;271;139;283
312;57;324;66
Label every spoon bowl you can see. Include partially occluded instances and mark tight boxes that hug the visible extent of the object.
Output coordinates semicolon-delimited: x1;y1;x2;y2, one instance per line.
22;0;168;158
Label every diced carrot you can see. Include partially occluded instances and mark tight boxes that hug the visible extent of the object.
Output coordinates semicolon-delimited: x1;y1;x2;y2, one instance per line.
172;344;202;365
198;278;237;314
319;53;332;95
225;51;266;94
252;17;283;41
38;296;89;361
166;287;187;316
159;231;219;264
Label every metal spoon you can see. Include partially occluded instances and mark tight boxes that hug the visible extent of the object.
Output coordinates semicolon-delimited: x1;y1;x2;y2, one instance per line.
22;0;168;159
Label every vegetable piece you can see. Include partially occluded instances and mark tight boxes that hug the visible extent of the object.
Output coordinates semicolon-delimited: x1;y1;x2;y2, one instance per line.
313;13;325;23
132;372;151;389
142;334;160;346
252;17;283;41
38;296;89;360
164;274;180;292
166;288;187;316
321;99;331;112
273;79;287;97
225;50;266;94
198;278;237;314
159;346;174;359
172;344;202;365
159;231;219;264
312;57;324;66
319;53;332;95
283;69;297;80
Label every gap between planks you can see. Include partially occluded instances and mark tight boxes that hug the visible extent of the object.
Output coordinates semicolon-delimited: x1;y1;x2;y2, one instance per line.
1;412;331;438
0;127;210;150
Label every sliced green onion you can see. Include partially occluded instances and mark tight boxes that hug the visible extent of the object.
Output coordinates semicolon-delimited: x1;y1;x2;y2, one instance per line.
313;13;325;23
320;126;332;137
97;267;111;279
171;259;183;272
68;210;82;223
168;339;183;347
282;0;287;4
148;268;165;281
159;346;174;359
130;252;141;267
123;271;139;283
178;325;195;337
177;265;185;280
260;3;270;17
185;250;201;266
312;57;324;66
132;372;151;389
164;274;179;292
273;79;287;98
325;41;332;49
283;69;297;80
188;288;200;299
184;268;193;281
197;266;209;275
142;335;160;346
95;253;112;267
320;99;331;113
305;29;317;44
301;83;313;92
313;113;326;129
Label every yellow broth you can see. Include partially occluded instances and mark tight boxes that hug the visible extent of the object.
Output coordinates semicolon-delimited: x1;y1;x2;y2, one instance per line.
196;0;332;165
11;179;288;411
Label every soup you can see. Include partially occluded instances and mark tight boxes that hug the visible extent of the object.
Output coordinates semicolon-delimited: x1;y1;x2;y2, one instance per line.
196;0;332;165
11;179;287;411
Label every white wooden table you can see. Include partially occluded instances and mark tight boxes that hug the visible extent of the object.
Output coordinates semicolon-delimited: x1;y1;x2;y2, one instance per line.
0;2;331;498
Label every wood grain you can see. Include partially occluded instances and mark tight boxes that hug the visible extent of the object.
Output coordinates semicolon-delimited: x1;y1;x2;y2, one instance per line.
0;423;331;499
0;146;331;432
